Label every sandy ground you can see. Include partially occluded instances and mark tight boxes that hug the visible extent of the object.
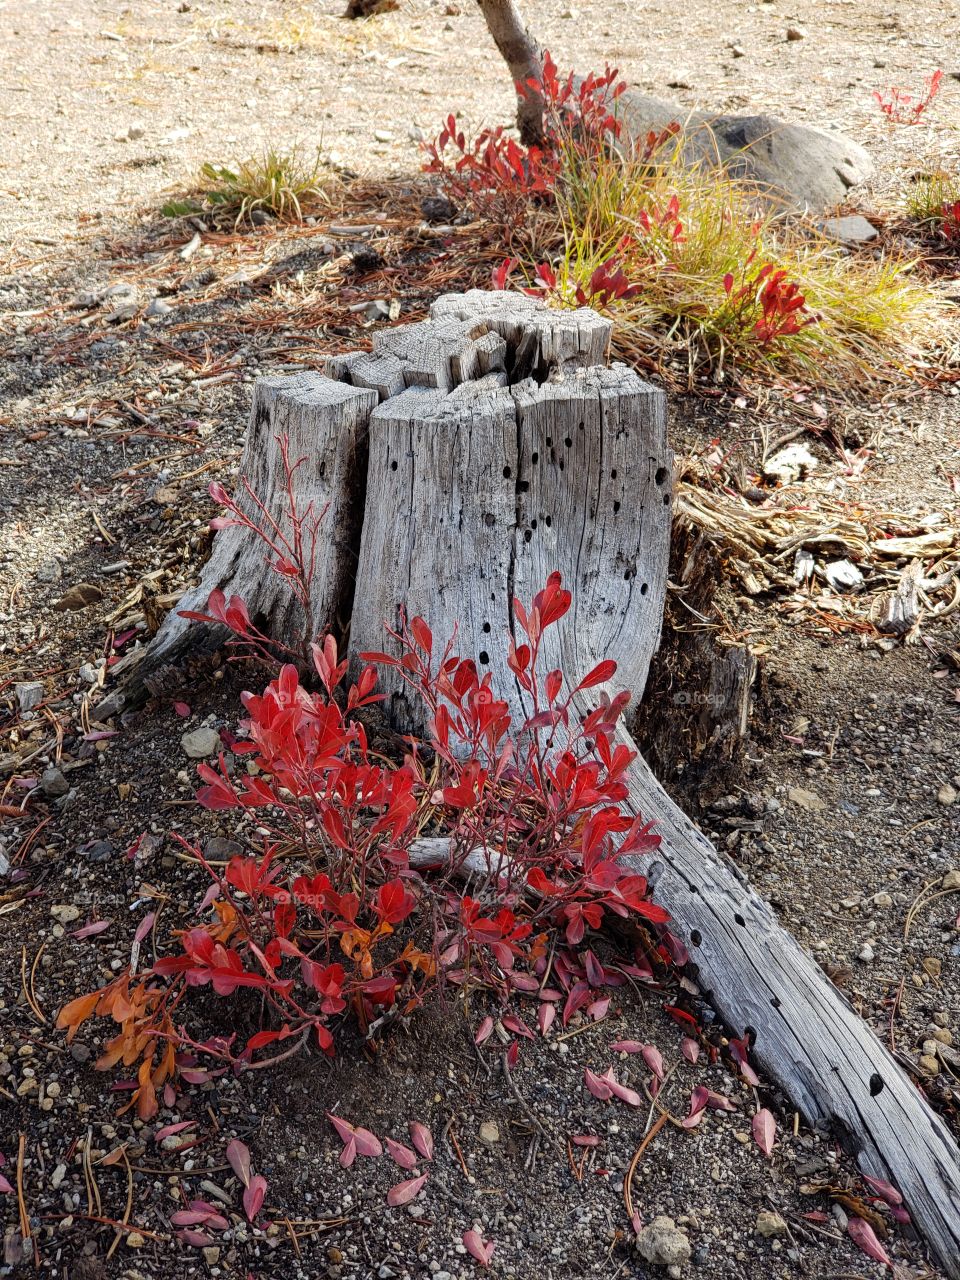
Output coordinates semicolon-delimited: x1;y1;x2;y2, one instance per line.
1;3;959;1279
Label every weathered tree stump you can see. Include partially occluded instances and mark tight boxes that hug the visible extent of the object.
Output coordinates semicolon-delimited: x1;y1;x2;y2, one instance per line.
134;292;960;1278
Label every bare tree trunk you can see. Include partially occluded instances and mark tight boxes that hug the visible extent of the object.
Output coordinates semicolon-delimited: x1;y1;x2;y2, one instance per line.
130;293;960;1279
475;0;544;144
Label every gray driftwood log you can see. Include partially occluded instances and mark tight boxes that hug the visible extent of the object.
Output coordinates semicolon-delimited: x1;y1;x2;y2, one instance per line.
135;291;960;1277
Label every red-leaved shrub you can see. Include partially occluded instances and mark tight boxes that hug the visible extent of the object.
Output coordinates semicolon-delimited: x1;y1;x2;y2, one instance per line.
58;451;672;1117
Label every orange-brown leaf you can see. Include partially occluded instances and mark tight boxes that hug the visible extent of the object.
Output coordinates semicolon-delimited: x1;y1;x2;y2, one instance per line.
56;992;100;1042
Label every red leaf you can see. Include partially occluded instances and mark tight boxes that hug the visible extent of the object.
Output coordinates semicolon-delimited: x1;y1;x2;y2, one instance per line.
751;1108;776;1157
610;1040;645;1054
848;1217;892;1268
243;1174;267;1223
475;1016;494;1046
408;1121;434;1162
173;701;191;717
463;1229;495;1266
681;1037;700;1064
386;1139;418;1171
134;911;156;945
862;1173;902;1207
353;1126;382;1158
386;1172;428;1207
225;1138;251;1187
641;1045;664;1081
71;919;113;940
154;1121;196;1142
584;1067;613;1100
576;659;617;691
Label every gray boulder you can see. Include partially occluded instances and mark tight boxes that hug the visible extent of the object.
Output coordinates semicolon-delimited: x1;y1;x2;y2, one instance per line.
615;90;873;213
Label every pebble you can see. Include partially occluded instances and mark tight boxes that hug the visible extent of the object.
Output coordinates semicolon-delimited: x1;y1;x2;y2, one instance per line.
857;944;875;962
755;1210;788;1238
636;1216;692;1268
478;1119;500;1146
872;892;893;909
147;297;173;318
41;767;70;798
374;129;394;143
787;786;825;812
938;782;957;806
181;727;222;759
942;869;960;891
15;680;43;712
51;903;81;924
919;1054;940;1076
126;1232;146;1249
786;25;806;39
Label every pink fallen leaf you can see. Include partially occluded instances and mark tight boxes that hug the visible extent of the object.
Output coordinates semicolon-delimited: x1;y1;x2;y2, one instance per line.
171;1203;228;1231
729;1036;760;1087
803;1211;829;1223
584;1067;614;1101
862;1173;903;1207
610;1040;645;1054
353;1126;382;1158
587;996;610;1020
604;1073;641;1107
225;1138;251;1187
408;1121;434;1162
680;1037;700;1065
848;1216;892;1267
474;1016;494;1046
71;919;113;941
705;1090;736;1112
173;701;191;717
506;1039;520;1069
641;1045;665;1081
386;1172;428;1207
0;1174;12;1195
386;1139;418;1171
571;1135;601;1148
889;1206;911;1226
538;1002;556;1036
682;1085;709;1129
463;1229;495;1266
339;1137;357;1168
154;1121;196;1142
328;1113;382;1158
243;1174;267;1223
751;1108;776;1157
502;1014;535;1040
179;1229;215;1248
134;911;156;945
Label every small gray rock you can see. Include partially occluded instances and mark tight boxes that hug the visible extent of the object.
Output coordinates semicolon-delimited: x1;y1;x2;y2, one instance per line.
937;782;957;806
204;836;244;859
36;560;62;583
40;767;70;798
15;681;44;712
636;1216;692;1268
821;214;879;245
181;726;222;759
755;1210;788;1238
146;297;173;317
93;691;124;720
